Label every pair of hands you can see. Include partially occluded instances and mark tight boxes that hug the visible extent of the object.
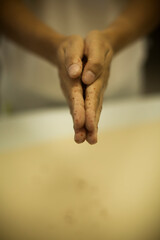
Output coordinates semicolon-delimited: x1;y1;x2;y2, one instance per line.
55;30;113;144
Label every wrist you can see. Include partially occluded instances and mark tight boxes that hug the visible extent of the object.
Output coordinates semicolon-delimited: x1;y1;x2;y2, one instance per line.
39;30;65;66
101;18;136;54
100;28;121;55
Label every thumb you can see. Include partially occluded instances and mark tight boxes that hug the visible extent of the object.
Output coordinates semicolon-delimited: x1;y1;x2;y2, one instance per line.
82;42;106;85
65;36;84;79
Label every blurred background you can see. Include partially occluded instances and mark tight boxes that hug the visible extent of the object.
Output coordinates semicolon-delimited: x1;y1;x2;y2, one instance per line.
0;1;160;240
0;0;159;114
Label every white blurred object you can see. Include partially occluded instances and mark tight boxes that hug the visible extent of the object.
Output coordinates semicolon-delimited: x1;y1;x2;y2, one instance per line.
0;94;160;152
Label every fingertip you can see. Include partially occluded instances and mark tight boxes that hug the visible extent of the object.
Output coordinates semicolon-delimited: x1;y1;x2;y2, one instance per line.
86;131;97;145
86;126;98;145
68;63;81;78
74;128;86;144
82;70;96;85
74;137;85;144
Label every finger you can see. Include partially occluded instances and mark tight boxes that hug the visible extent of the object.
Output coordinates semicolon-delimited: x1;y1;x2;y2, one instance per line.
86;98;103;145
85;80;104;144
74;128;86;144
82;40;107;85
86;129;98;145
59;67;86;143
69;81;86;143
65;37;84;79
85;86;99;144
85;84;100;132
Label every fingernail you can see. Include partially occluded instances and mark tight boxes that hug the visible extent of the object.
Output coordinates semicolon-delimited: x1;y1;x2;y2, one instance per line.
68;64;80;78
83;70;95;84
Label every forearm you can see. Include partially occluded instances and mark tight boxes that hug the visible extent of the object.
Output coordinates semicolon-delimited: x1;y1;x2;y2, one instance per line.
102;0;160;54
0;0;64;64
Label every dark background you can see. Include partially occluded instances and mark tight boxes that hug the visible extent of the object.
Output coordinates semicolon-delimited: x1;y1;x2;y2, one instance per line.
144;24;160;94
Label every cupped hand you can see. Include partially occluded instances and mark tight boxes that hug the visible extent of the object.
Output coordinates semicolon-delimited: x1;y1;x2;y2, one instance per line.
82;30;113;144
56;35;87;143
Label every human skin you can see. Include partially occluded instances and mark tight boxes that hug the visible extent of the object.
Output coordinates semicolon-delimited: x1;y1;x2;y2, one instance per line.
79;0;160;143
0;0;160;144
0;0;87;143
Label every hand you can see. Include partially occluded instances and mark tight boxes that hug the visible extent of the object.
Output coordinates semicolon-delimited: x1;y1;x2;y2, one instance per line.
82;30;113;144
56;35;87;143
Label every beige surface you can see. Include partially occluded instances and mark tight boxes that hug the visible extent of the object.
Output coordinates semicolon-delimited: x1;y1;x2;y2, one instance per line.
1;121;160;240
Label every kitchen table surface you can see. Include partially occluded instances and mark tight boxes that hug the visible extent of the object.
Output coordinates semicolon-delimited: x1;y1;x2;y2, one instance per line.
1;95;160;240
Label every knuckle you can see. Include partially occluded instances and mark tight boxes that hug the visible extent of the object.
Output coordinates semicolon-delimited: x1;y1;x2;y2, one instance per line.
68;35;83;46
91;60;104;74
91;61;103;72
65;55;75;66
